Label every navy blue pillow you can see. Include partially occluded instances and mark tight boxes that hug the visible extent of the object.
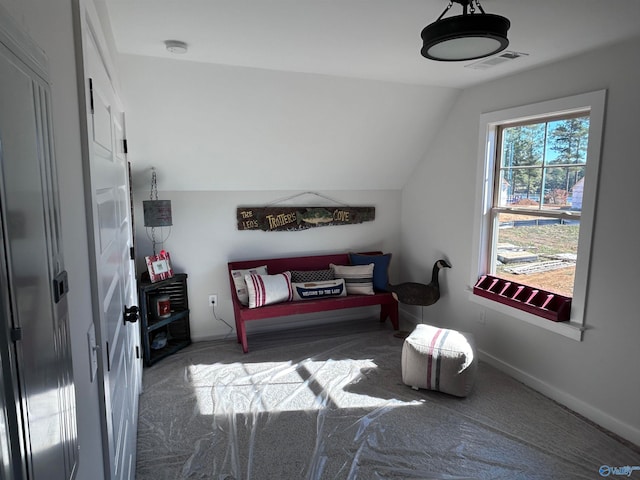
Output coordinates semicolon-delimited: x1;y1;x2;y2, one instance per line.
349;253;391;292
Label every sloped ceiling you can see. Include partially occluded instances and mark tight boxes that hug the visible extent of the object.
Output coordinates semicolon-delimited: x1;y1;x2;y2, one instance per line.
104;0;640;191
120;54;458;191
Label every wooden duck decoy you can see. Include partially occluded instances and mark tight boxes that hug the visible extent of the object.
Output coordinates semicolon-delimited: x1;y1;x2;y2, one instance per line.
387;259;451;306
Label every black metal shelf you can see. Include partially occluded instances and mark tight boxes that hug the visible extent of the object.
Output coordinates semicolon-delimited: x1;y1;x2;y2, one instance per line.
146;338;191;366
146;309;189;333
138;273;191;366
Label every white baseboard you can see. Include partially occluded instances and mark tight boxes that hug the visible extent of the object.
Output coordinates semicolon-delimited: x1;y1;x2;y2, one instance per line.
478;349;640;446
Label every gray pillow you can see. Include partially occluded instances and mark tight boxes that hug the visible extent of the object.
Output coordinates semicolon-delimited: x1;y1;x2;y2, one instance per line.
290;269;334;283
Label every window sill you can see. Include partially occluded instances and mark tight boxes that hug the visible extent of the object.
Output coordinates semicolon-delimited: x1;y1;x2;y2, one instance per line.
468;288;584;341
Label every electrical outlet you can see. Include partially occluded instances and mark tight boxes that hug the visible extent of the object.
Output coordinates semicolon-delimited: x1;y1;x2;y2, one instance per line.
208;294;218;306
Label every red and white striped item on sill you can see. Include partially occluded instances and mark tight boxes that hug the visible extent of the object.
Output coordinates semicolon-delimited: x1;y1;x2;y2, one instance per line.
245;271;293;309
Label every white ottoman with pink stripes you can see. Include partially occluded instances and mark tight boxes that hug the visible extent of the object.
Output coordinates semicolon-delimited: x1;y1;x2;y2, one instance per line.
401;324;477;397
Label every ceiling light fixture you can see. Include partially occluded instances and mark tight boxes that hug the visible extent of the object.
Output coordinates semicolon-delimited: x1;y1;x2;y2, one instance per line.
421;0;510;62
165;40;188;54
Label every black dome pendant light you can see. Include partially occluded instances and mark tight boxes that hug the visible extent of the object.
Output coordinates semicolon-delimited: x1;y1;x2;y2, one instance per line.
421;0;510;62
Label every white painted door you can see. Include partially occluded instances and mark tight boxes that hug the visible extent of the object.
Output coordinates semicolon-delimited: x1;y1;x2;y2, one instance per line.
0;13;78;479
80;17;140;480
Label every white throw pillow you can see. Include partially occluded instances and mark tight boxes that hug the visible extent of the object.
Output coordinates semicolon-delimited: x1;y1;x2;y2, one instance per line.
231;265;268;306
245;271;293;308
330;263;375;295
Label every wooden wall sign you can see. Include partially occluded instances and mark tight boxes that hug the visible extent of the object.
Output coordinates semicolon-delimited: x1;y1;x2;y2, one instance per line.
237;206;375;232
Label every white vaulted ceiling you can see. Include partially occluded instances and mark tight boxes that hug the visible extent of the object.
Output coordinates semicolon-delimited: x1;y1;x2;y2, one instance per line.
105;0;640;88
102;0;640;191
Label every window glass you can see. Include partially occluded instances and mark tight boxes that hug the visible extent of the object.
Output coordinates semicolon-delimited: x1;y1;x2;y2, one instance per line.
494;214;580;297
490;115;590;297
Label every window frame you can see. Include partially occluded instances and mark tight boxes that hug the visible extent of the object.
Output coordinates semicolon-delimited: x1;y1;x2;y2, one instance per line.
469;90;606;341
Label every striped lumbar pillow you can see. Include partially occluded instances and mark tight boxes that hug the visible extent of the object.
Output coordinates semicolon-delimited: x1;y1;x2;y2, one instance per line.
330;263;375;295
245;271;293;308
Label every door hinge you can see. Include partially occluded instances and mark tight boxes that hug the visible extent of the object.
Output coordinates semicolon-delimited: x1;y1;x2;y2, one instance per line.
10;327;22;342
130;246;135;260
53;270;69;303
89;78;94;114
123;139;128;154
105;341;111;372
135;345;140;359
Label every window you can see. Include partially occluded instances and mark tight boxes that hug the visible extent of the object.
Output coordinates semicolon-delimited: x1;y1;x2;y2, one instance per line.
493;113;588;297
470;91;606;340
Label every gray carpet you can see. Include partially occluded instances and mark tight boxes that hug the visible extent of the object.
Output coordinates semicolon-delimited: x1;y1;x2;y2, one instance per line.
136;317;640;479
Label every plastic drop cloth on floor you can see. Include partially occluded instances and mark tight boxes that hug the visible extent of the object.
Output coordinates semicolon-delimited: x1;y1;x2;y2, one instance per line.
136;318;640;480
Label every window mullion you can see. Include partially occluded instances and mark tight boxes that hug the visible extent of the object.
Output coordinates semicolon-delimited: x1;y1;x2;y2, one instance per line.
540;121;548;211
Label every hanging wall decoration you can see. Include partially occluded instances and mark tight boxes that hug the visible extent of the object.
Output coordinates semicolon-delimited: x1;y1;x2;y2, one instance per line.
236;192;375;232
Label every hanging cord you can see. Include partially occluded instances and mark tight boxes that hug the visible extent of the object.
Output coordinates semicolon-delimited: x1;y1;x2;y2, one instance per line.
149;168;158;201
146;167;172;255
211;304;234;340
266;191;349;207
474;0;486;14
436;1;453;21
149;169;158;253
146;225;173;256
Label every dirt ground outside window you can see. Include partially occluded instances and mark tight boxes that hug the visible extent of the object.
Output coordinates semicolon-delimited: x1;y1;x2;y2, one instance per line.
495;218;578;297
496;266;575;297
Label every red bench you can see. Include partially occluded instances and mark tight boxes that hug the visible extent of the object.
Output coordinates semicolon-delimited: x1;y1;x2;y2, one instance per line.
228;252;399;353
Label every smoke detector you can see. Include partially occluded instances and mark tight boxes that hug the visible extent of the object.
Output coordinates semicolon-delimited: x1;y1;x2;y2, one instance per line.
164;40;188;54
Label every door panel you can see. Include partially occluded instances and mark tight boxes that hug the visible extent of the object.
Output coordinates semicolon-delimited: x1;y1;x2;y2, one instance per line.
80;15;139;480
92;88;113;153
0;17;78;480
96;189;117;255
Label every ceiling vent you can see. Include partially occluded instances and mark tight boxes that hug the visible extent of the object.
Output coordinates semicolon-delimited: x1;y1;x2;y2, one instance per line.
465;50;528;70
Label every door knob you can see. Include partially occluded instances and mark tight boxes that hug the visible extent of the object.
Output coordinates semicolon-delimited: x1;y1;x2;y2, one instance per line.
123;305;139;324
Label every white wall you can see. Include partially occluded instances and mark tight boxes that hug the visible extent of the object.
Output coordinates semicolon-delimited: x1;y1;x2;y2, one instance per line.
133;189;402;340
118;54;459;192
120;55;425;340
0;0;105;478
401;36;640;444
